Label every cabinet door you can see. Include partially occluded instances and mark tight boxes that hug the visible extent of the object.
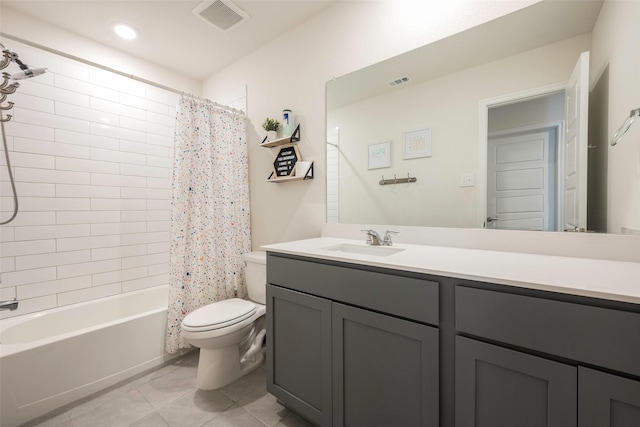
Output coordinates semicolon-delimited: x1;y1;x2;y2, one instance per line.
266;285;332;427
579;367;640;427
456;336;577;427
332;302;439;427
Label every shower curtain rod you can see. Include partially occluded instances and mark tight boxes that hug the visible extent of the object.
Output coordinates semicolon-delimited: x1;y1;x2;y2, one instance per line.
0;32;245;117
180;92;245;116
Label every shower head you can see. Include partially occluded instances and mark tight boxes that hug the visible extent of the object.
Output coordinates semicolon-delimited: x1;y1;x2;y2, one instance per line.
1;45;47;80
10;67;47;80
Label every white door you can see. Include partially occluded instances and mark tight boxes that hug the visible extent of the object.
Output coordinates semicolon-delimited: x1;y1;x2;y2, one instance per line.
487;130;555;230
563;51;589;231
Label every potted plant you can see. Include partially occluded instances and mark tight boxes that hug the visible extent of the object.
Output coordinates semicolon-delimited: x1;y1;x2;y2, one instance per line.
262;117;280;141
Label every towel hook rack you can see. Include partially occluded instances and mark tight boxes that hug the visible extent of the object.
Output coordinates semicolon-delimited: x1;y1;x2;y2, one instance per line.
379;173;417;186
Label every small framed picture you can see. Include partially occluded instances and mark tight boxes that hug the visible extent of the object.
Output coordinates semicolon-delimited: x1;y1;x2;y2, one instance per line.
403;128;432;160
368;141;391;170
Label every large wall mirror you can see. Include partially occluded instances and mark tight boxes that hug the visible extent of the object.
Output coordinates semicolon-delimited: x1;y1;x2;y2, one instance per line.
326;0;635;234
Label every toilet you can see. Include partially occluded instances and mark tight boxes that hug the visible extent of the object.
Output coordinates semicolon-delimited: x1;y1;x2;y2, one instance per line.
181;251;267;390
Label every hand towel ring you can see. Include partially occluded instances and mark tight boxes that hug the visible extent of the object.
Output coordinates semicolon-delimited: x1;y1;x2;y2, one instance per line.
611;108;640;146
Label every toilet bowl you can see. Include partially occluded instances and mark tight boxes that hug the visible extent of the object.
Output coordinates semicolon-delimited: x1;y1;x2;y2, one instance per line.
181;251;267;390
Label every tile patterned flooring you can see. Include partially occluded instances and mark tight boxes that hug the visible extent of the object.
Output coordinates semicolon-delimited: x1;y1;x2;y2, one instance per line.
26;350;315;427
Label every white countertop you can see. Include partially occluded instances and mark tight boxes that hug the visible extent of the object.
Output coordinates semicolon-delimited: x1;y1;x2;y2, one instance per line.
262;237;640;305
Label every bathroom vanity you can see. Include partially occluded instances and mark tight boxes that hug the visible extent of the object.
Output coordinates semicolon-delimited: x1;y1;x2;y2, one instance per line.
263;238;640;427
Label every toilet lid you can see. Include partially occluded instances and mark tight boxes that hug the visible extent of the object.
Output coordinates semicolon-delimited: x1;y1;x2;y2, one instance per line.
182;298;257;330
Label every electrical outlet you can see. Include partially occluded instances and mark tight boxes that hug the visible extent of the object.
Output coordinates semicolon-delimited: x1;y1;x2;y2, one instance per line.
460;173;474;187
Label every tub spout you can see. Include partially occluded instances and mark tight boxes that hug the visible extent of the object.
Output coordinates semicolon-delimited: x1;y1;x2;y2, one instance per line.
0;299;18;311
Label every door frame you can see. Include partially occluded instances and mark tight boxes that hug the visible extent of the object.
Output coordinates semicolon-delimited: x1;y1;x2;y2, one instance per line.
477;83;566;228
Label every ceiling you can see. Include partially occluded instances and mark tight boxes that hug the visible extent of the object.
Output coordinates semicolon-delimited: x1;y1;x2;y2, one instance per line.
1;0;337;81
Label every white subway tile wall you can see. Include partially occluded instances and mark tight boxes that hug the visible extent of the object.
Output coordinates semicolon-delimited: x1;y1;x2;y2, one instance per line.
0;41;180;318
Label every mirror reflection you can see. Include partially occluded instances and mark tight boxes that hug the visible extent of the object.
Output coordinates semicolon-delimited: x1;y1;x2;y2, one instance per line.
326;0;630;234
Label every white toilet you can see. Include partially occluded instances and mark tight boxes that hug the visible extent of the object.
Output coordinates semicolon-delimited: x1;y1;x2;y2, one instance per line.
181;251;267;390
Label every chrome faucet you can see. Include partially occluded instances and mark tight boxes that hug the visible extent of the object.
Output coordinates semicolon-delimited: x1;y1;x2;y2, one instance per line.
382;230;399;246
362;229;399;246
362;229;383;246
0;299;18;311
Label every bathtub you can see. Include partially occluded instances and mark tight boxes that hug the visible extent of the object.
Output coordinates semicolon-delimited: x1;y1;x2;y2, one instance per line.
0;285;178;427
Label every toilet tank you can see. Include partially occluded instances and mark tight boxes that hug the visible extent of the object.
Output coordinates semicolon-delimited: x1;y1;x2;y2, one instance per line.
242;251;266;304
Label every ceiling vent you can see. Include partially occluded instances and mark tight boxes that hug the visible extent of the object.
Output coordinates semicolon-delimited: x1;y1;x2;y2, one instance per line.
387;76;411;87
192;0;250;32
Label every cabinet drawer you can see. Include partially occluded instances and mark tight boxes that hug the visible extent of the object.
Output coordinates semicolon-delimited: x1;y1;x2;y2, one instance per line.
267;253;439;325
456;286;640;377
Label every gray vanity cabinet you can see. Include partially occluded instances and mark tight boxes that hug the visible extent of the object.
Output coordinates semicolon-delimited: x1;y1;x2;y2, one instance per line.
267;251;640;427
266;253;440;427
455;284;640;427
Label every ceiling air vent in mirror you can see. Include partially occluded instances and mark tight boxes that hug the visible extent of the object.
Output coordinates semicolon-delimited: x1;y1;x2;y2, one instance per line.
387;76;411;87
193;0;250;32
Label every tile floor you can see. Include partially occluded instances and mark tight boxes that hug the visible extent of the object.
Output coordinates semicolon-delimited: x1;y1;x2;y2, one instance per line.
25;350;315;427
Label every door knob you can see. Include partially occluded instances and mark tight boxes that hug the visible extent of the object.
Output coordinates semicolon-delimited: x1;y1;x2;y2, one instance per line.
485;216;499;228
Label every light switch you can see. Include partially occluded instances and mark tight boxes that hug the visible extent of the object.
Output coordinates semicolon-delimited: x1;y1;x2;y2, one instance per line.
460;173;474;187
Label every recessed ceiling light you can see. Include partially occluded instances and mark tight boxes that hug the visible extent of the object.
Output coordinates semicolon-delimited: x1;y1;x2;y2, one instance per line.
114;24;137;40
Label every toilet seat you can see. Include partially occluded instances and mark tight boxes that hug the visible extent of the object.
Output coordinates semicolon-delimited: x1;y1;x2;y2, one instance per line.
182;298;257;332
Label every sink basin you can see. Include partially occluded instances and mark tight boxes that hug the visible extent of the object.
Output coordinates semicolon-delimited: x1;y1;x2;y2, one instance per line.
322;243;405;257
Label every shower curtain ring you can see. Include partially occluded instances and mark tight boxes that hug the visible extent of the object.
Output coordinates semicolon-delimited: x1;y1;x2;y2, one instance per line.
0;83;19;95
0;73;11;89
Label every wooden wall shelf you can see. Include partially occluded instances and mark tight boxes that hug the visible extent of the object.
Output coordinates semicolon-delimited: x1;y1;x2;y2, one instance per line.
267;161;314;183
260;124;301;147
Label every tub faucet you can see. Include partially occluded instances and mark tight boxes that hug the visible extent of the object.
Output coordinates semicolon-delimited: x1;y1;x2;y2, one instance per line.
0;299;18;311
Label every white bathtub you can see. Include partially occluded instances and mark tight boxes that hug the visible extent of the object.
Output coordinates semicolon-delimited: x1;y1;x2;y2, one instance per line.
0;285;177;427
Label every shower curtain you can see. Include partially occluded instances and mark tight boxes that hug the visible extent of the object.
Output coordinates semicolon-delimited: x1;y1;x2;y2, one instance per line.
166;96;251;353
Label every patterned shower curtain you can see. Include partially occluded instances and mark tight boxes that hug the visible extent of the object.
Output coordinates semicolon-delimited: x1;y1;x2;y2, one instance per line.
166;96;251;353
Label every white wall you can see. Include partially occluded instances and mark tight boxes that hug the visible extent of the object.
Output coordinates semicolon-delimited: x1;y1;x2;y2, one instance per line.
0;39;179;319
203;0;540;248
590;0;640;234
327;36;587;228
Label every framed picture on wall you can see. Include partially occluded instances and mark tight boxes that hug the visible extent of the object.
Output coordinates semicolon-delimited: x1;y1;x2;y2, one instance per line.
368;141;391;169
403;128;432;160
